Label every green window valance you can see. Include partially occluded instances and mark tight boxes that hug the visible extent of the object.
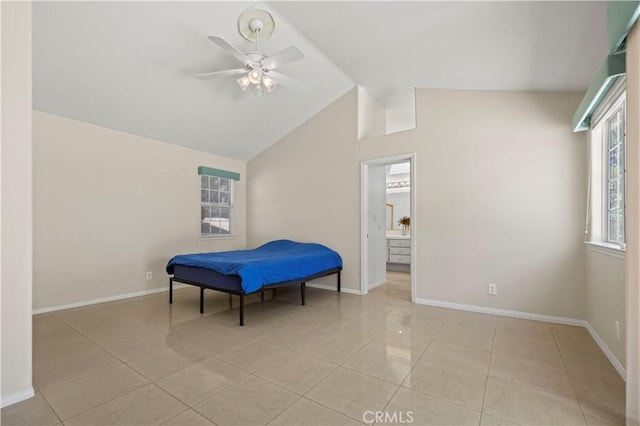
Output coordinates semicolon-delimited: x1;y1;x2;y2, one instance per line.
608;1;640;54
198;166;240;181
572;52;626;132
573;1;640;132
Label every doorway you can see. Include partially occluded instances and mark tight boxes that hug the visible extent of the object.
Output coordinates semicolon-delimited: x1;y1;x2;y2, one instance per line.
360;153;416;302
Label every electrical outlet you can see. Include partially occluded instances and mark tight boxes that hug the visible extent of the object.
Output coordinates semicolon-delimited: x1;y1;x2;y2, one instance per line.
146;271;152;280
615;320;620;340
488;283;497;296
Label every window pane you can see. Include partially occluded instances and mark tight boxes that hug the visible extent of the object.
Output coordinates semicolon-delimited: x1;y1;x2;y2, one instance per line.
213;206;222;218
609;210;618;242
211;177;219;190
201;189;209;203
220;178;229;192
609;147;619;181
609;177;619;209
219;191;230;206
616;210;625;243
617;176;624;209
201;175;209;189
219;207;231;234
201;221;211;235
609;114;619;148
608;209;625;244
201;205;210;221
210;190;219;204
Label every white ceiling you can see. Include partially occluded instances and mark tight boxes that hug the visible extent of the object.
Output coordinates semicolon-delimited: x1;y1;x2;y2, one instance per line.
273;1;608;91
33;1;608;161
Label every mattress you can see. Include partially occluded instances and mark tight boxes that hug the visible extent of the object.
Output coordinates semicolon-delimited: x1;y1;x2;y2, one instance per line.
166;239;343;293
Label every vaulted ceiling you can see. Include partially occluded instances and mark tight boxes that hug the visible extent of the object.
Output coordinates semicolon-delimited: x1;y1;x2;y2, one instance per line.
33;1;608;161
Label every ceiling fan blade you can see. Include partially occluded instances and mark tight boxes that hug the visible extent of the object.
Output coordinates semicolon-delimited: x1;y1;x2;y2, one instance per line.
196;68;248;79
266;71;309;92
208;36;250;65
261;46;304;71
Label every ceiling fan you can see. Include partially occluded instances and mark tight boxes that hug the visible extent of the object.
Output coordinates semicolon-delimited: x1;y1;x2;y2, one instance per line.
197;8;306;95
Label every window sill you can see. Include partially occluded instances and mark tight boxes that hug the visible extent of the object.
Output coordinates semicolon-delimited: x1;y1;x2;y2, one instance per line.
585;241;626;260
200;234;237;240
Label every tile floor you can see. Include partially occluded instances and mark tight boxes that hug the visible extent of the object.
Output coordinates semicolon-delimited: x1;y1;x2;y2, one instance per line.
2;272;626;425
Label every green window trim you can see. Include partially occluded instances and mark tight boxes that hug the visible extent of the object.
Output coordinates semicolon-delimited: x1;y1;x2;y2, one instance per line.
198;166;240;181
572;1;640;132
572;52;626;132
608;1;640;54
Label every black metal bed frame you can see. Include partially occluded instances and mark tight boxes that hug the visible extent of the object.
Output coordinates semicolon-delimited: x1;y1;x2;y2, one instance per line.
169;267;342;325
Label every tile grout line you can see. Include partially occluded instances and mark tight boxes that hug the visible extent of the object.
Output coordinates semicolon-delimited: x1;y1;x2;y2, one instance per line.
156;406;192;426
38;364;152;424
377;315;446;418
35;392;64;426
395;316;490;419
478;319;497;425
53;315;256;423
553;329;590;426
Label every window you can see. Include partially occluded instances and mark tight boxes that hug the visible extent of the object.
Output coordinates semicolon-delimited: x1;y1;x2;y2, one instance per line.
200;175;233;237
587;81;626;252
605;103;625;245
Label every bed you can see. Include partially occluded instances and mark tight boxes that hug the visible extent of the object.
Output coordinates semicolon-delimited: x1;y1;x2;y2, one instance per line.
166;240;343;325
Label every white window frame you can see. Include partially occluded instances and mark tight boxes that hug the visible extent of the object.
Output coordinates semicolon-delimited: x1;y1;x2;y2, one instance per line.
604;99;626;246
586;78;626;256
200;175;234;238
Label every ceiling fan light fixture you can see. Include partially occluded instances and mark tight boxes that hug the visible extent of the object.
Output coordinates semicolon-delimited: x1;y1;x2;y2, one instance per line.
236;75;251;91
262;76;277;93
247;68;262;84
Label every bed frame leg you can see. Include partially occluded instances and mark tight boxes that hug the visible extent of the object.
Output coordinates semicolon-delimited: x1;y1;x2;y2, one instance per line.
273;288;277;299
169;277;173;303
228;294;232;309
200;287;204;314
301;283;306;305
239;294;245;326
261;291;264;302
337;270;341;292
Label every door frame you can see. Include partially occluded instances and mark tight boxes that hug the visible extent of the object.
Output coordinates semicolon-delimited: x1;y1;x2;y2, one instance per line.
360;153;417;301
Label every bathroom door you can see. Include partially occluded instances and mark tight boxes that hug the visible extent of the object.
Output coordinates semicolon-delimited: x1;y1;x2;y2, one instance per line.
366;164;387;288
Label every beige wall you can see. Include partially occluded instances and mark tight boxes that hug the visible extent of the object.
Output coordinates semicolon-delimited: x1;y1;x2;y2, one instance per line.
33;112;247;311
247;92;360;290
1;1;34;405
248;88;587;319
625;20;640;426
585;249;626;367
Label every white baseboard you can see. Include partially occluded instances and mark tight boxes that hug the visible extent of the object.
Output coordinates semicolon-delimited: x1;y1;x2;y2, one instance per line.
307;282;362;295
415;298;626;380
584;322;626;380
1;387;35;408
415;298;585;326
32;284;190;315
368;279;386;291
34;280;361;315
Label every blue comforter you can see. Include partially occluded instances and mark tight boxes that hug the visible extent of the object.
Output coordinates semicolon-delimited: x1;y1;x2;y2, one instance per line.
166;240;343;293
